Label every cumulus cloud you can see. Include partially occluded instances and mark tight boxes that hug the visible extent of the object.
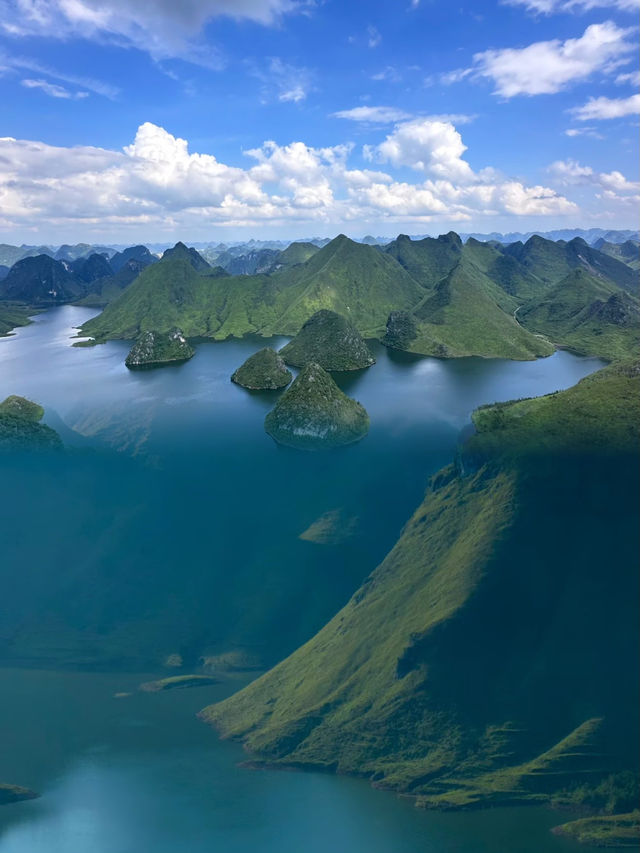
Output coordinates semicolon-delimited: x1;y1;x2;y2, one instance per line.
0;120;579;240
447;22;635;97
21;78;89;99
504;0;639;13
0;0;305;63
570;93;640;120
548;158;639;205
615;70;640;86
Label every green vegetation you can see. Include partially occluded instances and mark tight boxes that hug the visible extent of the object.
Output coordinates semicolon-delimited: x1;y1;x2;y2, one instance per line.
518;269;640;360
279;310;375;371
553;812;640;848
0;303;33;336
0;395;45;421
139;675;218;692
231;347;292;390
203;362;639;817
77;233;638;362
264;362;369;450
79;236;424;343
0;782;38;805
125;328;195;369
0;396;62;451
593;239;639;272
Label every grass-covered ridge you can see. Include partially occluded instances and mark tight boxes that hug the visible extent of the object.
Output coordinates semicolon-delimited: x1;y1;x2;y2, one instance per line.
202;361;639;822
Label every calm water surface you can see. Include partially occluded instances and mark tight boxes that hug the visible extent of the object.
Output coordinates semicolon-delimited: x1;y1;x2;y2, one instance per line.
0;307;607;851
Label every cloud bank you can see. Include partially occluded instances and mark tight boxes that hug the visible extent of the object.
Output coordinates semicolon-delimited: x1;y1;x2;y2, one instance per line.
0;118;617;240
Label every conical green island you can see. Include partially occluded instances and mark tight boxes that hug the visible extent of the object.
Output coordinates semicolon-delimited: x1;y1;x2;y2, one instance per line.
279;310;375;371
231;347;292;390
264;362;369;450
125;328;194;369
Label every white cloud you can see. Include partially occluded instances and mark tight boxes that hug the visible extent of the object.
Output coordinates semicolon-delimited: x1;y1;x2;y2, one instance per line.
564;126;604;138
371;66;401;82
21;78;89;99
364;118;475;181
252;57;313;104
570;92;640;119
615;70;640;86
0;0;305;63
547;158;639;206
451;22;635;97
332;106;413;123
504;0;639;13
0;120;580;240
367;25;381;48
0;52;119;98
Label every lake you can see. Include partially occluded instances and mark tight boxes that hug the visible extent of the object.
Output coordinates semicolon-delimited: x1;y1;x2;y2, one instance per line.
0;306;607;850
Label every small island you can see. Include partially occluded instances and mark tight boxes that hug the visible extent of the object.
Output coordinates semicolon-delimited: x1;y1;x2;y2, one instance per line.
125;328;195;369
231;347;292;390
0;395;62;451
552;812;640;848
279;310;375;371
0;782;38;805
264;362;369;450
139;675;218;692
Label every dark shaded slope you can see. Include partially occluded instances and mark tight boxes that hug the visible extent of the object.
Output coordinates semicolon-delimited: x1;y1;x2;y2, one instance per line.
203;363;639;815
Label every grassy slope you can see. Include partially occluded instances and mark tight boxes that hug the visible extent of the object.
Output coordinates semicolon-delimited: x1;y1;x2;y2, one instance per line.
202;362;639;814
596;240;639;271
408;258;554;359
518;269;640;361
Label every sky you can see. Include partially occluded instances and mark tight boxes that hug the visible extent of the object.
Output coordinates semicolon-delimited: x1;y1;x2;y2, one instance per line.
0;0;638;244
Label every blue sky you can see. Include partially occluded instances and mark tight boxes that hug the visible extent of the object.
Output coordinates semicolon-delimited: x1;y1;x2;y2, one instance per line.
0;0;638;243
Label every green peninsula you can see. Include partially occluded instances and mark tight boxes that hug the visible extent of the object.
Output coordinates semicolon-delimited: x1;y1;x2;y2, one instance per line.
264;362;369;450
0;782;38;805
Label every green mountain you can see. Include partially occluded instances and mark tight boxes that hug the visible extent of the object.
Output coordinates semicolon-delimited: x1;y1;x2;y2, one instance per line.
109;245;155;273
75;258;150;308
80;235;424;343
0;255;84;305
269;241;319;271
279;310;375;371
203;362;639;821
78;232;637;362
518;268;640;360
161;241;210;271
264;362;369;450
593;239;640;271
388;256;554;359
504;236;638;292
231;348;292;390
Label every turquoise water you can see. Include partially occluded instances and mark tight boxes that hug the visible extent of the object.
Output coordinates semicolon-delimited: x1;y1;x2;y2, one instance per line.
0;306;608;850
0;668;597;853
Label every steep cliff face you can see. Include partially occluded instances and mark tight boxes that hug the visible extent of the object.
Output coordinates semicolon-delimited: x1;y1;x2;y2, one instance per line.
203;363;639;812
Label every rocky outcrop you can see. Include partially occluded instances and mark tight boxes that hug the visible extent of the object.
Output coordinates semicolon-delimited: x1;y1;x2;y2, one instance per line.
264;362;369;450
0;783;38;805
231;348;292;390
279;310;375;371
125;329;194;369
